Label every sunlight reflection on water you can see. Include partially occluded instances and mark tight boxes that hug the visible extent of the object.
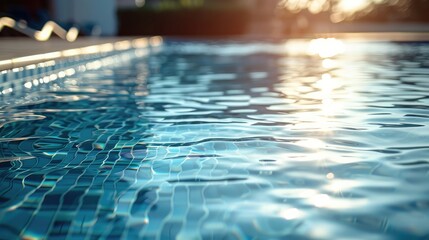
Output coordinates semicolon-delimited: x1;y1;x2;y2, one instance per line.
1;37;429;239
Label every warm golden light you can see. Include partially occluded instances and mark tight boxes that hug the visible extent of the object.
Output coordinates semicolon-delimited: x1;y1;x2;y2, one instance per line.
114;41;132;51
337;0;370;13
0;17;16;31
322;59;337;69
34;23;54;41
1;17;79;42
277;39;352;136
132;38;149;48
279;0;383;22
308;38;345;58
149;36;164;47
66;27;79;42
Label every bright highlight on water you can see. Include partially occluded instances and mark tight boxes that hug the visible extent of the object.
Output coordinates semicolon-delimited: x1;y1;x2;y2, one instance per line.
0;38;429;240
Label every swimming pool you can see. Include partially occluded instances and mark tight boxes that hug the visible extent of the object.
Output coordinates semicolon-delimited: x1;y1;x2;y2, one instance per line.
1;37;429;239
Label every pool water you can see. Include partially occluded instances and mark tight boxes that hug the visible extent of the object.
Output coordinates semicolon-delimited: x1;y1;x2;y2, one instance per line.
1;39;429;239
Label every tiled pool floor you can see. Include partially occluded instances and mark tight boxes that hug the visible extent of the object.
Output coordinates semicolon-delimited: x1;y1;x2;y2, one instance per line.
1;38;429;239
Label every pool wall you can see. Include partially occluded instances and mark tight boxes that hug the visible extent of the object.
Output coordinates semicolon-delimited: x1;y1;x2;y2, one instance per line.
0;37;163;100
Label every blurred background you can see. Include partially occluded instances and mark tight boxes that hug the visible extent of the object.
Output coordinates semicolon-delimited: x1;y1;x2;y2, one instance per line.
1;0;429;38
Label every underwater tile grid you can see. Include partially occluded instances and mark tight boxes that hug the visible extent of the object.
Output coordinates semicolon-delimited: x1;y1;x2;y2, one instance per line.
0;38;429;240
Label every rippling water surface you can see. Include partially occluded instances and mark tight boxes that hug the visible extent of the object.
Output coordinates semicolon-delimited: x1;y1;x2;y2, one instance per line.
1;39;429;239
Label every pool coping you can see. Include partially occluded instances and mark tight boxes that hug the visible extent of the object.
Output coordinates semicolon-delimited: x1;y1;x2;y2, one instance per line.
0;36;163;71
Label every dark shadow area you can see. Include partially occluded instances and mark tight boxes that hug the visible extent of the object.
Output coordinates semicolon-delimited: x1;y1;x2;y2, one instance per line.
117;7;250;36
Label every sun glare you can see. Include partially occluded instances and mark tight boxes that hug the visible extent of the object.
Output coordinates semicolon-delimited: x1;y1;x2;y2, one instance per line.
279;0;379;22
337;0;369;13
308;38;345;58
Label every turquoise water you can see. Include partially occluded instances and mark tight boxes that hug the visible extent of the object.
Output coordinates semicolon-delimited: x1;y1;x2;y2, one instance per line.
1;39;429;239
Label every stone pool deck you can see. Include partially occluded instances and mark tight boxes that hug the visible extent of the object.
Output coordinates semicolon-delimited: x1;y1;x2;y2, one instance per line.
0;37;158;71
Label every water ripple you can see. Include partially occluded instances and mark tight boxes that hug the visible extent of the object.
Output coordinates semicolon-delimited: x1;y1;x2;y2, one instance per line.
1;39;429;239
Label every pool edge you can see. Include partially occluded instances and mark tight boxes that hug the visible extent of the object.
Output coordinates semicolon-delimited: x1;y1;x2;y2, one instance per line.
0;36;163;72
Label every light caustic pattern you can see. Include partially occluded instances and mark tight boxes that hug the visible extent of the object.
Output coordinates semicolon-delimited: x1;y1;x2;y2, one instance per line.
1;39;429;239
